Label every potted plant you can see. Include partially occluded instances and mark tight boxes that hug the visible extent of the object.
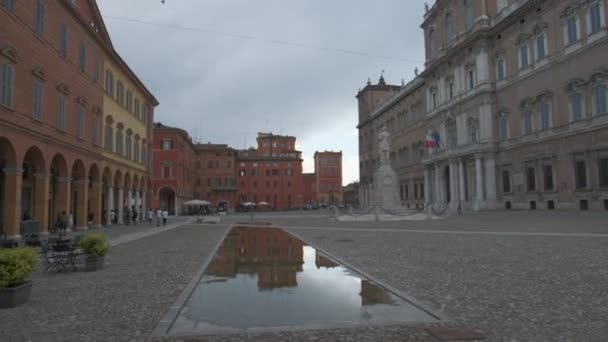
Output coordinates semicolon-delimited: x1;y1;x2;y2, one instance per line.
79;232;109;272
0;247;37;308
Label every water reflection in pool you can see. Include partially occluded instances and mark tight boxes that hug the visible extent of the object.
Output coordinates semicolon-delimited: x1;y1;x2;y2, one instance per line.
169;226;437;335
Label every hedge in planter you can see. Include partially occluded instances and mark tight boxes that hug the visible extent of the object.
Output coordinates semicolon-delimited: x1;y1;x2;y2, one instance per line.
0;247;38;308
79;232;109;271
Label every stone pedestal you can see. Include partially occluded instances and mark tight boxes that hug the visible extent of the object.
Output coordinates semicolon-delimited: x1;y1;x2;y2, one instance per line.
372;164;401;209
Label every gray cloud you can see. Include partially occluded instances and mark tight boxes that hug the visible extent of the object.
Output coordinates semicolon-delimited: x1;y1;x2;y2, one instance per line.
98;0;426;184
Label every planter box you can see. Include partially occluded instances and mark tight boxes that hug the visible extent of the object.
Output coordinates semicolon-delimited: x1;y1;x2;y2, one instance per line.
0;281;32;309
85;256;105;272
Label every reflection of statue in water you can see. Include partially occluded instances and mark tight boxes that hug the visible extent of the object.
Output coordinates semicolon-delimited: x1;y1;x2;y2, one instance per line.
378;126;391;165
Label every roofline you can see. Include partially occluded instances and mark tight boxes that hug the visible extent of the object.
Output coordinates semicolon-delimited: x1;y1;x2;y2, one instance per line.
357;77;425;129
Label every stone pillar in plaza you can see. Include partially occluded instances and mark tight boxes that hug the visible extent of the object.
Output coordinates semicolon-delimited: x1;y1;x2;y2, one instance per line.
73;179;88;231
117;187;124;224
458;159;467;210
54;176;71;225
448;160;460;213
424;166;431;204
33;173;50;234
475;154;485;211
141;191;147;222
106;185;114;226
484;156;497;209
90;181;102;228
135;190;141;221
3;168;23;239
434;163;442;205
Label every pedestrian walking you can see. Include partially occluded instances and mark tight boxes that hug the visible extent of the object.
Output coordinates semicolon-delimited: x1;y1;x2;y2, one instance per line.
162;209;168;226
148;209;153;223
156;208;162;226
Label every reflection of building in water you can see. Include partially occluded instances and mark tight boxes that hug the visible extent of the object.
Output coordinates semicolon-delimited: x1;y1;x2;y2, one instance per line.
205;227;304;290
360;280;394;306
315;251;339;269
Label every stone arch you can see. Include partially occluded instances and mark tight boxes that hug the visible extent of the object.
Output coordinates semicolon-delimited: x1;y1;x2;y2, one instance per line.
0;138;19;237
123;172;132;190
87;163;102;227
70;159;87;229
158;186;176;214
132;174;140;191
48;153;70;230
22;146;47;231
113;169;123;189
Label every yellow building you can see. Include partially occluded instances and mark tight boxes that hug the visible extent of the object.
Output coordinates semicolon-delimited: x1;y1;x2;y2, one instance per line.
102;53;158;225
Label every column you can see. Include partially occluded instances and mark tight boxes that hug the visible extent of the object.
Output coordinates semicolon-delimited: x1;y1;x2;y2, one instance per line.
3;169;23;239
479;101;494;142
106;185;114;226
424;166;431;204
459;159;467;208
117;187;124;224
33;173;50;234
134;190;141;221
476;48;490;84
74;179;88;231
485;156;497;208
449;160;460;204
54;176;71;225
141;191;146;222
434;164;442;204
90;181;102;228
475;155;484;210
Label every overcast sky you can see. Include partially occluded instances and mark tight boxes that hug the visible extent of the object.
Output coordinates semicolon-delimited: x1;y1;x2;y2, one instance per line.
97;0;426;185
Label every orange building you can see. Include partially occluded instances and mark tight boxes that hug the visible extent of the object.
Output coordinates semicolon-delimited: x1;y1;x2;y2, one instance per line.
151;123;195;214
236;133;305;210
194;144;237;211
314;151;343;205
205;227;304;290
0;0;157;239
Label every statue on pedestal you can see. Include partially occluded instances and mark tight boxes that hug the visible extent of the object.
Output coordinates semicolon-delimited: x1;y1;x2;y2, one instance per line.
378;126;391;165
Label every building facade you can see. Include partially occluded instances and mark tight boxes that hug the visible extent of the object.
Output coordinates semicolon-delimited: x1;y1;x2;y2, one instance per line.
313;151;343;204
358;0;608;211
101;52;157;225
151;123;194;214
194;143;237;211
0;0;156;239
236;133;305;210
302;173;316;205
343;181;360;207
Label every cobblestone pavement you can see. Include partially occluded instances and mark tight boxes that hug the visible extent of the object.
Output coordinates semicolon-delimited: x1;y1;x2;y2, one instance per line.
0;224;228;342
4;212;607;341
284;221;608;342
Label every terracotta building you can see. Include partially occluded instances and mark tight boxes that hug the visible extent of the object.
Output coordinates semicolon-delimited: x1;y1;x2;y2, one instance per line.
314;151;343;204
193;143;238;211
151;123;195;214
358;0;608;211
236;133;305;210
302;173;316;205
0;0;156;239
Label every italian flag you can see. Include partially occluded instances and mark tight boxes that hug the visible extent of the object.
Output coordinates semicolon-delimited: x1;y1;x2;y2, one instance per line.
425;130;436;148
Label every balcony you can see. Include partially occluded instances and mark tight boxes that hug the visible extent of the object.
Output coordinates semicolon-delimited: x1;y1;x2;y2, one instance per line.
422;141;498;165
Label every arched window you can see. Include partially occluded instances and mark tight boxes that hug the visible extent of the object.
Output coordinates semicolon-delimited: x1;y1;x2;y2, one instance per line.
428;29;437;58
104;124;113;151
445;14;454;46
498;112;510;141
445;118;457;148
125;133;132;160
134;139;140;163
105;70;114;96
465;0;474;30
141;142;147;166
117;81;124;105
115;127;124;156
467;118;479;144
